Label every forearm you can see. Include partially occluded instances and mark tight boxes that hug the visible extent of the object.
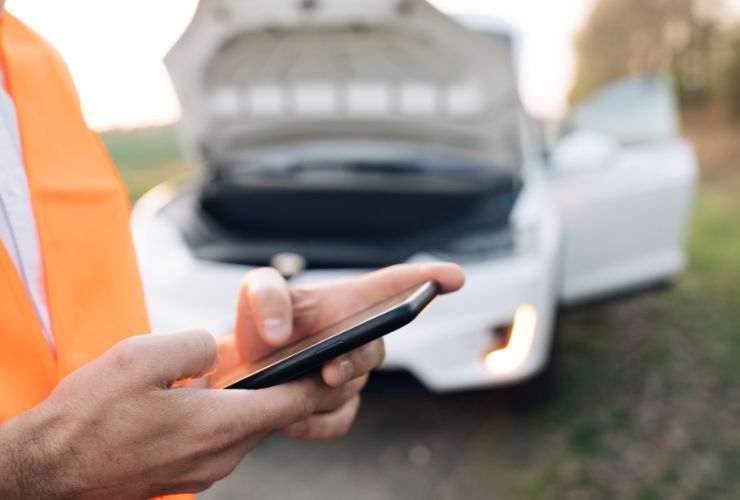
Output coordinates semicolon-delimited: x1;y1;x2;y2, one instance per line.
0;407;66;499
0;423;22;498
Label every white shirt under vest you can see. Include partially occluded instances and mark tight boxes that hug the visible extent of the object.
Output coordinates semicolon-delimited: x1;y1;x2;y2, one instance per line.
0;66;55;350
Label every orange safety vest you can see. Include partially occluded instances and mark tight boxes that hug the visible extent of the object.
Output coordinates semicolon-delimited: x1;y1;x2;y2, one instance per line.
0;12;192;500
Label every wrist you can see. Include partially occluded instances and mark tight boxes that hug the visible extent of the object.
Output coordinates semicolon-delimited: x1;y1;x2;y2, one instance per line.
0;403;70;499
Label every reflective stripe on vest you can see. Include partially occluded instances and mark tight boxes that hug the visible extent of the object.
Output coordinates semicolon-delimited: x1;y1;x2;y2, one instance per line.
0;12;192;500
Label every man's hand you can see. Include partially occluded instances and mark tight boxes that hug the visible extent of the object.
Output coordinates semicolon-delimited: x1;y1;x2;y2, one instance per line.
0;330;379;499
216;262;465;441
0;263;463;498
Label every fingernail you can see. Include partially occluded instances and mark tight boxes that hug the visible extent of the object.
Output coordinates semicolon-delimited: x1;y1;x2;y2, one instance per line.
284;421;307;437
263;318;291;343
339;356;354;383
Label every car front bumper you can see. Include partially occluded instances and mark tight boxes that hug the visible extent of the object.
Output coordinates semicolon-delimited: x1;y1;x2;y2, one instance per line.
132;178;560;392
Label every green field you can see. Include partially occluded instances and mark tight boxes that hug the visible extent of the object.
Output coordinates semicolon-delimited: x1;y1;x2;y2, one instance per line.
101;126;740;499
523;185;740;499
101;126;192;200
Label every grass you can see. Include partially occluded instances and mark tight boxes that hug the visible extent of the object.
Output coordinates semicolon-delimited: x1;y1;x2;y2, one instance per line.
494;112;740;499
100;126;192;200
511;186;740;499
101;119;740;499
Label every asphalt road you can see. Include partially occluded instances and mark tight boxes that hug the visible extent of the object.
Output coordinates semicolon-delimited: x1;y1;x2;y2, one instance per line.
200;372;531;500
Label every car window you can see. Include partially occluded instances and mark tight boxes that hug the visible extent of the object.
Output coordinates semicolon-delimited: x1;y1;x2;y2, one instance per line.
564;74;679;144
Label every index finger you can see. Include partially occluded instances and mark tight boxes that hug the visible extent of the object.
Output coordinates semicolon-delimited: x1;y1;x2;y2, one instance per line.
210;377;330;434
312;262;464;308
289;262;463;339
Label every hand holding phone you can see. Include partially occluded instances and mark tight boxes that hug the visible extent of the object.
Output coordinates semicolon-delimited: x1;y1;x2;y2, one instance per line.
206;263;465;391
213;280;439;389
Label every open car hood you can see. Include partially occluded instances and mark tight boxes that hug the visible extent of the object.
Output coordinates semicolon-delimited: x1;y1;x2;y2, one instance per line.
166;0;523;171
163;0;525;269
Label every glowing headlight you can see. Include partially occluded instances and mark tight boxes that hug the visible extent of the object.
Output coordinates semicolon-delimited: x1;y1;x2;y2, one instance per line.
484;304;538;375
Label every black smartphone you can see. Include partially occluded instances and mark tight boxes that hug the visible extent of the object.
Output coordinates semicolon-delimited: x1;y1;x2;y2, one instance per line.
216;280;439;390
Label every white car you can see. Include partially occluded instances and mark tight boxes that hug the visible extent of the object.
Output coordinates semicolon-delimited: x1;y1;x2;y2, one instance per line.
132;0;697;392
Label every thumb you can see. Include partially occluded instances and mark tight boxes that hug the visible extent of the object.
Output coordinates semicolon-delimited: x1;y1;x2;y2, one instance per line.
108;330;218;388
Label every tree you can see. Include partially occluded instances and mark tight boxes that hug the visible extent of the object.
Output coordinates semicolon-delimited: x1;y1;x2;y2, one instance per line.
570;0;724;106
713;29;740;117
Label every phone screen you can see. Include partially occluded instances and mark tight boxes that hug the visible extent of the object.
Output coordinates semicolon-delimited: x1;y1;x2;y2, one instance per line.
211;283;428;389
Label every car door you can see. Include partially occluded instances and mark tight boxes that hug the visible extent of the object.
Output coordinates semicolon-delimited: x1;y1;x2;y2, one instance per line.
548;74;698;304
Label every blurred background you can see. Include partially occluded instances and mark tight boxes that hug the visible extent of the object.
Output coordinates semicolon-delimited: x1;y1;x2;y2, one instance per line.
7;0;740;498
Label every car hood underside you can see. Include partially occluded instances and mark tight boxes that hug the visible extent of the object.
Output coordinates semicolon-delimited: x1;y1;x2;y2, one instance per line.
162;144;519;269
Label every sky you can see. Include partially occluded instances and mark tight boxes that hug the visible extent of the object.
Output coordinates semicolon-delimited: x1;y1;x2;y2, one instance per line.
4;0;598;131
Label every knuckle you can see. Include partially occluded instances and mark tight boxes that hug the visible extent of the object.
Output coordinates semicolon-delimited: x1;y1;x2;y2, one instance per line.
345;349;363;371
296;395;316;421
324;384;354;411
294;384;321;421
306;421;328;440
337;417;353;437
211;459;239;483
221;456;243;478
194;400;240;454
335;414;355;438
191;457;237;486
317;425;345;440
341;382;359;401
354;374;370;391
200;467;228;485
347;342;380;374
110;336;143;372
196;427;234;457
